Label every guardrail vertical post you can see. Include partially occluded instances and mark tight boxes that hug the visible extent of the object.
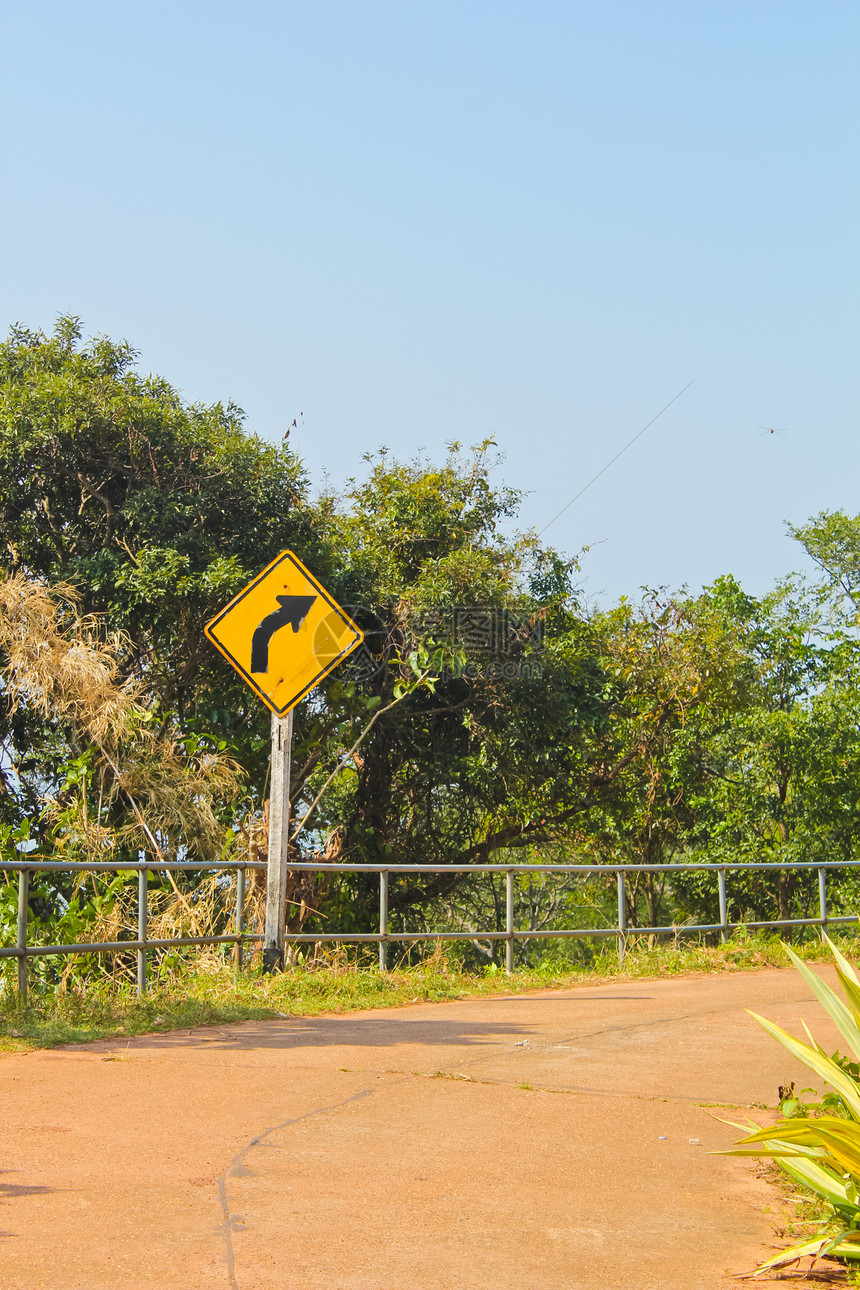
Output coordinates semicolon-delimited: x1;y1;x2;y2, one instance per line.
235;865;246;969
16;867;29;1005
818;868;828;943
505;869;515;975
718;868;728;944
617;871;627;964
137;865;148;998
379;869;389;970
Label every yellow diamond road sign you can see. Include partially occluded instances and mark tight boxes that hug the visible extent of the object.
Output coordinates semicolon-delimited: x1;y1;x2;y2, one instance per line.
204;550;364;716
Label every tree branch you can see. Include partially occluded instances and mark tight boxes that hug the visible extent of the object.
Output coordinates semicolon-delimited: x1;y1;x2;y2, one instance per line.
290;674;429;842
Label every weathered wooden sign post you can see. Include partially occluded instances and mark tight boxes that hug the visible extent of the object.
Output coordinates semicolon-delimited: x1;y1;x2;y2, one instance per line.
205;551;363;970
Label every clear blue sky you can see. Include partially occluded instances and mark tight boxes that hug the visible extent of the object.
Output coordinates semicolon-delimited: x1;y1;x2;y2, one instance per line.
1;1;857;603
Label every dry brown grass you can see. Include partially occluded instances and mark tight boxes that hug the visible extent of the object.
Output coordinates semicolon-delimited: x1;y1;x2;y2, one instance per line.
0;574;138;744
0;572;246;865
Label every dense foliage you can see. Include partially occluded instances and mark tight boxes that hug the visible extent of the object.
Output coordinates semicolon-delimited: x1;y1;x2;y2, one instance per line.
2;318;860;984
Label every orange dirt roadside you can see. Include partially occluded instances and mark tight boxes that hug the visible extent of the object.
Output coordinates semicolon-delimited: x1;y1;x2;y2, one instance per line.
0;967;845;1289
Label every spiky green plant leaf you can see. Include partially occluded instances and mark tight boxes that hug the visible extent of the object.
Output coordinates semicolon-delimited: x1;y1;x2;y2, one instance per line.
826;934;860;986
731;943;860;1276
778;1156;857;1218
747;1010;860;1120
734;1116;860;1176
782;943;860;1061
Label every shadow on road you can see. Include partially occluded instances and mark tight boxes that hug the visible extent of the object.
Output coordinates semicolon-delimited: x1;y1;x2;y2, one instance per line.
70;991;660;1056
112;1016;540;1052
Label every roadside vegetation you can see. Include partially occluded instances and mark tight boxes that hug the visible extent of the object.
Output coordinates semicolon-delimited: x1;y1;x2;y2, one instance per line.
723;938;860;1276
3;930;860;1053
3;318;860;997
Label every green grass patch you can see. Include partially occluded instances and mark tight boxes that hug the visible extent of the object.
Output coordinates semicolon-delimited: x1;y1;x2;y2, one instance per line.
3;928;859;1053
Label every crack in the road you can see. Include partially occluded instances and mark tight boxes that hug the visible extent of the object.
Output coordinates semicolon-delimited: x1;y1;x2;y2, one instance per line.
397;1067;766;1106
512;993;817;1052
215;1088;375;1290
404;992;818;1080
367;994;818;1104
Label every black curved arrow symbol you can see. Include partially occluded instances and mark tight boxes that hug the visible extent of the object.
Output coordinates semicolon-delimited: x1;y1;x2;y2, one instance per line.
251;595;317;673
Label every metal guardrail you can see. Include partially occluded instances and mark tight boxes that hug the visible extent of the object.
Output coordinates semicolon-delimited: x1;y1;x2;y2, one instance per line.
2;858;858;1001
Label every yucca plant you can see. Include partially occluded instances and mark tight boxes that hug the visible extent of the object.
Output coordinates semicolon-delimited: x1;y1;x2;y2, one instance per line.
723;935;860;1274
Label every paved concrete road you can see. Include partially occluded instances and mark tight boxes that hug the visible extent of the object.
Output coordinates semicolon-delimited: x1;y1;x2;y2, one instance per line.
0;967;845;1289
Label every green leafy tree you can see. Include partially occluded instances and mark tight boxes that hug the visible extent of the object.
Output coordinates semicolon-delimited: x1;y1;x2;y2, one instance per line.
0;317;326;844
285;444;595;918
790;509;860;617
0;316;314;734
672;577;860;928
570;582;752;926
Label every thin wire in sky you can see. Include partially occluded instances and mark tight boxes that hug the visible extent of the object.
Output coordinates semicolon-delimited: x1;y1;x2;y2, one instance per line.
537;375;700;538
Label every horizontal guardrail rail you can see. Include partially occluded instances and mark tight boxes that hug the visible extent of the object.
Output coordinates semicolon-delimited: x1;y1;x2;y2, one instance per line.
2;858;858;1001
